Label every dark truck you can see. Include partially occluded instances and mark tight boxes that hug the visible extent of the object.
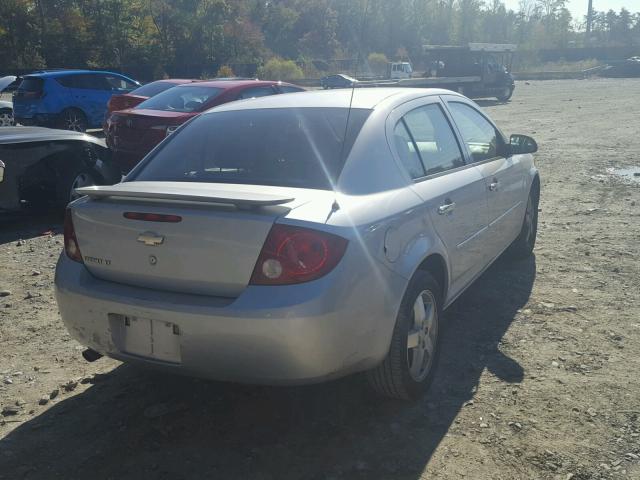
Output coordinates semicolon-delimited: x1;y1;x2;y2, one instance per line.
360;43;517;102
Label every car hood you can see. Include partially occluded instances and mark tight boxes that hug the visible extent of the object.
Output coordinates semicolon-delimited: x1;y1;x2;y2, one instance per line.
0;76;16;92
0;126;106;147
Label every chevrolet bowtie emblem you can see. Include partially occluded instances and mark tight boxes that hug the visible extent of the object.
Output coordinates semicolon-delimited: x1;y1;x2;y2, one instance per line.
137;232;164;246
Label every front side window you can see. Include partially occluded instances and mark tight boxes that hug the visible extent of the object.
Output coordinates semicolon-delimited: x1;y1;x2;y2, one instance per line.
132;107;371;190
236;86;276;100
279;85;305;94
396;103;464;177
448;102;500;162
131;81;178;98
135;86;223;113
104;75;137;90
76;74;109;90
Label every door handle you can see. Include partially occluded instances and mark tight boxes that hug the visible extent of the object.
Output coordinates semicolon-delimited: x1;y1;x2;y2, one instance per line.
438;200;456;215
489;179;499;191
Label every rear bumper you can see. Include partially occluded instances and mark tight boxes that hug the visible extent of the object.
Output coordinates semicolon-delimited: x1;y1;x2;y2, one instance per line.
54;253;405;385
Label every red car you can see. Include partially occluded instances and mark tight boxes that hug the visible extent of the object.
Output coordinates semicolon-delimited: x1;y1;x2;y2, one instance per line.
105;80;305;173
106;79;201;115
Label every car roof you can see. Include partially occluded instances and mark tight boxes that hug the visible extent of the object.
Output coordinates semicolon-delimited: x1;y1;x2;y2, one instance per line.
207;87;462;113
26;70;130;78
186;79;292;89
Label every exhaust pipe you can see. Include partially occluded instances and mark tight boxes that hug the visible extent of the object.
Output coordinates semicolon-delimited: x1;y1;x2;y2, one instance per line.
82;348;103;362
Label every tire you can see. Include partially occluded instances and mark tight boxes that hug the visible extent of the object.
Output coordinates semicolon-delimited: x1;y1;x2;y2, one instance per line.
56;168;97;208
496;86;514;102
0;108;14;127
58;108;88;132
366;270;442;400
505;186;539;260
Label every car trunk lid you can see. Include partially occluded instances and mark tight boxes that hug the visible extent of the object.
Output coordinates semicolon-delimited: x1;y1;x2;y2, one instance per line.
108;109;191;155
71;182;327;297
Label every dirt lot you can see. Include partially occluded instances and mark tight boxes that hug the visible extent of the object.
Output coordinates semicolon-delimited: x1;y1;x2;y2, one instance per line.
1;78;639;480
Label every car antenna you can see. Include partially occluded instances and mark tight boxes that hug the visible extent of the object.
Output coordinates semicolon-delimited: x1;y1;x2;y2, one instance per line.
327;0;370;224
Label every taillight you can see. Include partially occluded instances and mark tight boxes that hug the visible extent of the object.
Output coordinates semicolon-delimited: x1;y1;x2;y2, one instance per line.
63;209;83;263
250;225;348;285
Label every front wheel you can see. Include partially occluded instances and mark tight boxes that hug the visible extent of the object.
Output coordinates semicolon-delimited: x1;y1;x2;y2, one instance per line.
496;86;514;102
0;108;14;127
366;270;442;400
56;168;97;208
505;187;539;260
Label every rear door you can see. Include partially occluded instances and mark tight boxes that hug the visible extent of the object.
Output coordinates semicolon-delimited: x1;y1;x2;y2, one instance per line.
444;97;525;259
388;97;489;292
64;74;111;127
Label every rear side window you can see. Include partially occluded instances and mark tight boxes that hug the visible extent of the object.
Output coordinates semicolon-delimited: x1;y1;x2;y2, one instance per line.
61;74;108;90
448;102;500;162
132;107;371;190
136;86;223;112
130;81;178;97
393;121;425;179
18;77;44;92
402;104;465;175
394;103;464;179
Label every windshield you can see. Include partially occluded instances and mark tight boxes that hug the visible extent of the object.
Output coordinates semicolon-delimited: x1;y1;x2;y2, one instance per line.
132;107;371;190
135;85;223;113
131;81;182;98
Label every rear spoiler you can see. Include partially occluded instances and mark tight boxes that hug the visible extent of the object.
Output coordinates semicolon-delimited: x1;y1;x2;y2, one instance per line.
75;184;295;208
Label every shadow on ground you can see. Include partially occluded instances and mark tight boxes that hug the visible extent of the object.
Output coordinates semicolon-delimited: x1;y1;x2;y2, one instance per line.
0;212;62;243
0;256;535;480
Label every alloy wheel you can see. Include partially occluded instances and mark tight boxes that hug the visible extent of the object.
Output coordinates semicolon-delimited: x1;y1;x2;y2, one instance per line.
406;290;439;382
0;111;14;127
69;172;94;202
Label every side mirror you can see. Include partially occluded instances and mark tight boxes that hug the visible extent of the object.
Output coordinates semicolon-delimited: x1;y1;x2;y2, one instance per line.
509;134;538;155
0;160;4;183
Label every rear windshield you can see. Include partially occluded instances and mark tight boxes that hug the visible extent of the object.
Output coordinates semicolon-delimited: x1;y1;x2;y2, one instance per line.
18;77;44;92
135;85;222;112
132;107;371;190
131;81;181;98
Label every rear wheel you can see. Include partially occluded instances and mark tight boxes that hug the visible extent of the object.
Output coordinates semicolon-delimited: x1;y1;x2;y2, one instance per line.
0;108;14;127
366;270;442;400
59;108;88;132
505;187;539;260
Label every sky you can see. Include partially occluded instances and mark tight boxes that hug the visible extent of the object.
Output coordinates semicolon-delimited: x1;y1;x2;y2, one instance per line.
502;0;638;21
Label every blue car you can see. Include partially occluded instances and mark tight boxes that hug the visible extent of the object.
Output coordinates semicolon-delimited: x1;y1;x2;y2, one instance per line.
13;70;140;132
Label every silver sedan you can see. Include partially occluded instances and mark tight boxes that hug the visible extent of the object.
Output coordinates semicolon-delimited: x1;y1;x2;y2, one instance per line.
55;88;539;399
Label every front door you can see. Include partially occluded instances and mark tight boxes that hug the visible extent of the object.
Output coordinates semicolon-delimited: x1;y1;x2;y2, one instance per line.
444;98;525;259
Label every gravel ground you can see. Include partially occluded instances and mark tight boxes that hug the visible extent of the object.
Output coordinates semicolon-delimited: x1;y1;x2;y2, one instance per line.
0;78;639;480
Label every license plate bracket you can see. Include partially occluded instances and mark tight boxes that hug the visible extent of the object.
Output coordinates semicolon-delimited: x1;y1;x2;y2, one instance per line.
109;314;182;364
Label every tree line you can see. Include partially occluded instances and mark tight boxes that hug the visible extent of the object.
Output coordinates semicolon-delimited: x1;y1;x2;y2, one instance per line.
1;0;639;80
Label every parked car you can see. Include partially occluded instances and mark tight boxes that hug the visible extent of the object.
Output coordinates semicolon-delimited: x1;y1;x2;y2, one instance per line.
320;73;358;89
12;70;140;132
0;127;120;213
0;76;17;127
105;79;202;117
105;79;305;173
56;88;539;400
